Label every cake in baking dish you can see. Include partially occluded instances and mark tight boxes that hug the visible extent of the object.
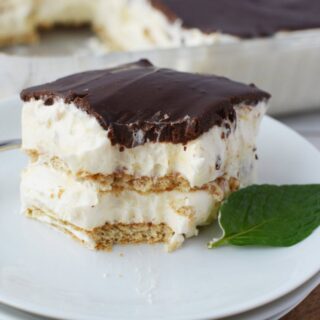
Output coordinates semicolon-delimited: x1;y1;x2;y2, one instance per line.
1;0;320;50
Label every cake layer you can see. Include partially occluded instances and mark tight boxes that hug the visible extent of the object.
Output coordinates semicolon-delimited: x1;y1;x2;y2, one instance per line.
22;97;266;187
25;153;240;194
26;207;176;251
21;164;225;248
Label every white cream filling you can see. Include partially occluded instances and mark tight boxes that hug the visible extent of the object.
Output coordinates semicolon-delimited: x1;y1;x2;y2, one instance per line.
22;98;266;188
21;164;216;238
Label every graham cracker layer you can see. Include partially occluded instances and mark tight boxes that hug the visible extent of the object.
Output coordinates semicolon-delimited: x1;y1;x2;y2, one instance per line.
26;207;175;251
26;150;240;195
92;223;174;250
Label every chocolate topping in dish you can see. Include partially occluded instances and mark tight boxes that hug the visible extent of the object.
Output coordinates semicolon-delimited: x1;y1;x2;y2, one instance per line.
151;0;320;38
21;60;270;148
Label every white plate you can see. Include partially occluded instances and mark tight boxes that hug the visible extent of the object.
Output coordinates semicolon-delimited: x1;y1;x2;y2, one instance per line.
223;272;320;320
230;272;319;320
0;97;319;320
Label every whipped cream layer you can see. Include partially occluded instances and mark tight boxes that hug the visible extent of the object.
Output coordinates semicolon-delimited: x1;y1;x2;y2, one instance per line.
21;164;218;245
22;98;266;188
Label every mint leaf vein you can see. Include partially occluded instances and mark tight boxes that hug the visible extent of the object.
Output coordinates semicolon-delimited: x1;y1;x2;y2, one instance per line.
209;185;320;248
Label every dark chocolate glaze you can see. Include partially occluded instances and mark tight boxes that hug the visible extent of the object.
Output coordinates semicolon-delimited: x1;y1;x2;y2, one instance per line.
152;0;320;38
21;60;270;148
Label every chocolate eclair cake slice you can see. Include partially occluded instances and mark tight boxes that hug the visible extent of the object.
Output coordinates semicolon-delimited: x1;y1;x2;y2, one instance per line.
20;59;270;251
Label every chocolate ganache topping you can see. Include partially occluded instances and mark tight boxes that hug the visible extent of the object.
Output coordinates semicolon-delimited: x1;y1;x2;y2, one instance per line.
21;60;270;148
151;0;320;38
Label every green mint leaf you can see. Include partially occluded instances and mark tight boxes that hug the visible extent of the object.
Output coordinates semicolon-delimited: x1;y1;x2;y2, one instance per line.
208;185;320;248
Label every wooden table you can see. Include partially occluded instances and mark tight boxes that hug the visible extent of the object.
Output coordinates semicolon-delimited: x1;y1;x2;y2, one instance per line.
282;285;320;320
278;111;320;320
